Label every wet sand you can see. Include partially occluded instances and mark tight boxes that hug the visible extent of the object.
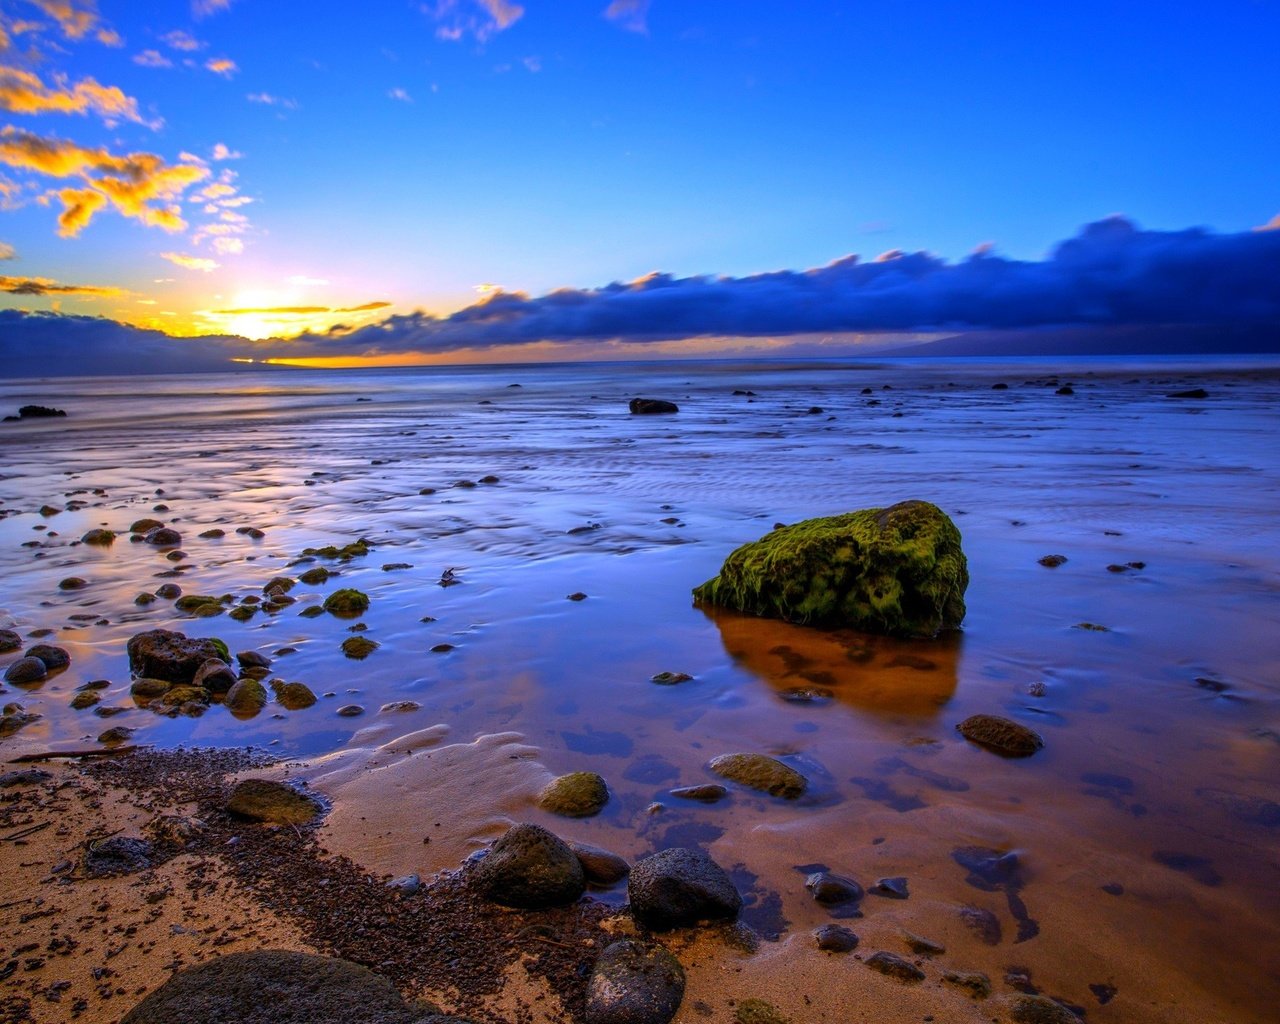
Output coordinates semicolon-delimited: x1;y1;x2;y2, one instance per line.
1;356;1278;1022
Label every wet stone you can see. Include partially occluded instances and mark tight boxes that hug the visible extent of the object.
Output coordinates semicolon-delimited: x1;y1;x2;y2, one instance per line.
1010;994;1084;1023
98;725;134;744
585;939;685;1024
870;876;909;899
1038;554;1067;567
225;678;269;717
226;779;322;825
570;841;631;886
734;999;788;1024
865;951;925;982
650;671;692;685
628;847;742;931
943;970;992;999
337;704;365;717
69;690;100;710
4;656;47;684
379;700;421;713
0;629;21;653
341;636;379;659
957;714;1044;757
84;836;154;877
472;822;586;909
25;643;70;670
272;681;318;710
805;871;863;906
668;784;727;803
813;924;858;952
708;753;807;799
539;771;609;817
903;931;945;955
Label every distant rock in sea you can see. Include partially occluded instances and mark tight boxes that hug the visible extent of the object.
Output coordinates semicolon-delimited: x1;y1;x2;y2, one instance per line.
629;398;679;414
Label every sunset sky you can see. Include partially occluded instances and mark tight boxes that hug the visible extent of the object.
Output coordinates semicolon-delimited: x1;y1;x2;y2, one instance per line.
1;0;1278;369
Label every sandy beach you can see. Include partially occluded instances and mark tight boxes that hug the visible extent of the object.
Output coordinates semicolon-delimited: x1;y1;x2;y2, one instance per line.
2;357;1278;1023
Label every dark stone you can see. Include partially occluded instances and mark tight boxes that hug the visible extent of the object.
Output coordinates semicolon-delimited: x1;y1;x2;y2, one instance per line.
155;583;182;599
0;629;21;653
225;679;269;716
472;823;586;909
0;768;52;788
3;656;47;684
337;704;365;717
193;659;238;694
650;671;692;685
298;566;332;585
629;398;679;414
16;405;66;418
813;924;858;952
324;588;370;616
81;528;116;545
127;629;223;684
865;951;924;982
119;950;450;1024
585;939;685;1024
272;681;318;710
870;876;909;899
25;643;70;670
571;841;631;886
959;904;1002;945
903;931;945;955
144;526;182;546
341;636;379;659
237;650;271;669
628;847;742;930
1037;554;1067;568
1167;388;1208;399
669;784;728;803
804;871;863;905
957;714;1044;757
226;779;322;825
708;753;807;798
539;771;609;817
1010;995;1083;1023
942;971;992;998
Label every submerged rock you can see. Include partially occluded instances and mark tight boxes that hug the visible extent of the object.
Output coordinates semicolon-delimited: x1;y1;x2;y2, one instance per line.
957;714;1044;757
692;500;968;637
539;771;610;817
4;656;47;684
805;871;863;905
225;678;269;717
585;939;685;1024
25;643;70;670
0;629;21;653
472;822;586;909
81;528;116;545
226;779;322;824
628;847;742;930
629;398;679;414
708;753;807;799
272;680;318;710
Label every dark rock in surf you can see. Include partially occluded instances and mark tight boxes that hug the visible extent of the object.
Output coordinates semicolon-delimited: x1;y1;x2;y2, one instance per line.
957;714;1044;757
629;398;679;414
628;847;741;930
127;630;223;684
25;644;70;670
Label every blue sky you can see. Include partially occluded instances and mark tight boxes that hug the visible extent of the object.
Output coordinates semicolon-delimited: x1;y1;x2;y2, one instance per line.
1;0;1278;362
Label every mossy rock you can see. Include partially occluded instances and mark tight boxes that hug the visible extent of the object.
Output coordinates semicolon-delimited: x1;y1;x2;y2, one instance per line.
228;605;256;622
539;771;609;817
225;779;322;825
263;576;296;595
735;999;790;1024
271;680;318;710
208;637;230;662
302;538;371;561
130;677;172;700
159;684;210;707
709;753;807;798
298;566;332;585
224;678;268;717
81;528;116;545
299;605;324;619
324;588;370;617
341;636;379;659
175;594;223;613
693;500;967;637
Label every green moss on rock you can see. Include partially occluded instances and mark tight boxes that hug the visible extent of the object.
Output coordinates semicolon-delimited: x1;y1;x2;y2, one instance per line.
324;588;370;617
340;636;379;659
692;500;967;637
538;771;609;817
709;753;808;799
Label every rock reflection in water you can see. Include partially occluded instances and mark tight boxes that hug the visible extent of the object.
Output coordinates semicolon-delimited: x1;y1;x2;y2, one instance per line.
701;605;960;715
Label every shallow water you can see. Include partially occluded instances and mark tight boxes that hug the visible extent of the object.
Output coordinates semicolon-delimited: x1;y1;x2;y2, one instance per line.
1;355;1278;1021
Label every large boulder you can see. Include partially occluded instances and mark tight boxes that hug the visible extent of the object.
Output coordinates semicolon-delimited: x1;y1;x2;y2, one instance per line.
628;848;742;931
472;823;586;909
120;950;464;1024
126;629;224;684
693;500;967;637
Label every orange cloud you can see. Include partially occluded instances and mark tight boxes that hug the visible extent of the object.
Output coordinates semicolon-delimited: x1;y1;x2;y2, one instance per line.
1;271;119;296
205;57;237;77
160;251;218;272
24;0;100;41
0;127;208;235
0;65;152;126
0;240;15;258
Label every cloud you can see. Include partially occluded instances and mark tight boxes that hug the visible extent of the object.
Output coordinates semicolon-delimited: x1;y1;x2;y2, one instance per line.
160;251;218;271
1;271;118;295
247;91;298;109
283;217;1280;355
133;49;172;68
1257;213;1280;232
0;240;14;259
22;1;102;41
211;301;389;315
0;65;153;127
211;141;240;160
211;235;242;255
603;0;650;34
425;0;524;42
0;127;208;234
388;87;412;102
205;57;237;76
193;0;234;18
161;29;203;52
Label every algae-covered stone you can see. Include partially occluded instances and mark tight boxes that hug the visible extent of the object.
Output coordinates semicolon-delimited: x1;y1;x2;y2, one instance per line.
175;594;222;613
708;753;807;799
226;779;322;825
324;588;369;616
298;566;332;585
225;678;268;717
472;822;586;909
957;714;1044;757
693;500;967;637
130;677;171;699
81;528;116;545
272;680;318;710
539;771;609;817
341;636;379;659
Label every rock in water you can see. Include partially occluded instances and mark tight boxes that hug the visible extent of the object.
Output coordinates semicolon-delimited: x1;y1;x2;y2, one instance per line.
957;714;1044;757
126;629;224;684
585;940;685;1024
628;847;742;930
708;753;807;799
472;822;586;909
629;398;679;414
692;500;967;637
226;779;322;824
539;771;610;817
120;950;461;1024
1010;994;1084;1023
3;656;47;684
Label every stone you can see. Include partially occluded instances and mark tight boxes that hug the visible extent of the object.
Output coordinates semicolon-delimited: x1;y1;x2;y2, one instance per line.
957;714;1044;757
629;398;679;414
472;822;586;909
144;526;182;546
59;576;87;590
98;726;134;745
0;629;21;652
341;636;379;659
1010;995;1083;1023
237;650;272;669
273;681;318;709
127;629;223;684
70;690;100;710
199;528;226;538
628;847;741;930
130;677;171;699
585;940;685;1024
650;671;692;685
225;678;269;716
693;500;968;637
814;924;858;952
1167;388;1208;400
708;753;807;798
15;404;66;418
193;658;238;693
539;771;610;817
943;971;992;999
324;588;370;616
81;528;116;545
870;876;909;899
668;784;727;803
3;656;47;684
25;643;70;670
263;576;296;595
734;999;789;1024
865;951;925;982
118;950;448;1024
805;871;863;905
298;566;332;585
175;594;223;613
903;931;945;955
337;704;365;717
0;768;52;787
1038;554;1067;567
84;836;153;877
571;841;631;885
380;700;422;713
155;583;182;599
226;779;322;825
